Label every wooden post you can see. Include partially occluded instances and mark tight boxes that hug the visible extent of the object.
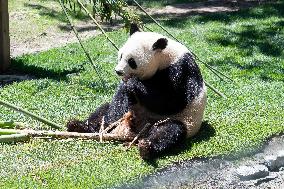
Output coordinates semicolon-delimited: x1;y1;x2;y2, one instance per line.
0;0;10;72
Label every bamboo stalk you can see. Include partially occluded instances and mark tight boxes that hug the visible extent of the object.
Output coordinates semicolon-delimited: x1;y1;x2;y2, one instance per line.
0;99;62;130
204;81;226;99
126;123;151;150
0;134;30;143
99;116;105;142
0;129;17;135
0;121;26;129
202;61;235;83
0;129;134;142
100;119;121;134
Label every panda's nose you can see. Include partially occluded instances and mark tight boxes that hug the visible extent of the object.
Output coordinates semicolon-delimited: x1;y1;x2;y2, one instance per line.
115;70;123;76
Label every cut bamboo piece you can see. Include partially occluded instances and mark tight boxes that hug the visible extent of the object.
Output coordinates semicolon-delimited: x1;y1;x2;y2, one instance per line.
0;129;134;142
0;134;30;143
0;121;26;129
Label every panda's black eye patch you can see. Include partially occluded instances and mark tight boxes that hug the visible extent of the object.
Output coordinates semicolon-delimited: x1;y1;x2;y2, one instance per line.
128;58;137;69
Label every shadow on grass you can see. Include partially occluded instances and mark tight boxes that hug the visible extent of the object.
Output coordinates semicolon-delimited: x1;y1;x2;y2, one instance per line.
209;22;284;57
207;57;284;82
58;22;123;33
145;121;216;167
24;2;89;24
149;1;283;27
25;1;126;32
58;25;98;33
127;0;201;6
8;59;117;92
9;59;83;81
191;121;216;143
193;1;283;23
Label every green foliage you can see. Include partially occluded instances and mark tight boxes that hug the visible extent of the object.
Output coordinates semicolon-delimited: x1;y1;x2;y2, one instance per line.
62;0;140;27
1;1;284;188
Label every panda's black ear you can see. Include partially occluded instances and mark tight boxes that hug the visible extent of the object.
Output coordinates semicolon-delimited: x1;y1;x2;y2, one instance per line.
130;23;140;36
152;38;168;51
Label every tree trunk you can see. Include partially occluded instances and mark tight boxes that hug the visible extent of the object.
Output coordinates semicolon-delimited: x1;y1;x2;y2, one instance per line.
0;0;10;72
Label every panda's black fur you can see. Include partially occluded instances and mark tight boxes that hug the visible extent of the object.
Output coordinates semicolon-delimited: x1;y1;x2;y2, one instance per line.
126;53;203;116
67;26;206;160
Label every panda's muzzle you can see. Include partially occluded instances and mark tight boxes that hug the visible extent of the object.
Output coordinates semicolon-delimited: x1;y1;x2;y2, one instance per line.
115;69;132;82
115;70;124;76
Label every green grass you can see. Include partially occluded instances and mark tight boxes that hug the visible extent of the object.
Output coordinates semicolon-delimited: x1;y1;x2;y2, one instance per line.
1;1;284;188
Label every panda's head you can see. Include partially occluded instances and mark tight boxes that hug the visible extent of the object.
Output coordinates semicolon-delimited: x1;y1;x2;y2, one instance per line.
115;25;188;81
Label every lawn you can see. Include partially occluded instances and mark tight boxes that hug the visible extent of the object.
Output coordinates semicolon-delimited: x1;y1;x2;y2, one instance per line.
1;1;284;188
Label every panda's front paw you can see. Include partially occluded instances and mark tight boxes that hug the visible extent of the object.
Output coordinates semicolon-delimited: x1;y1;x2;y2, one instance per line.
138;139;153;160
126;76;138;84
125;77;138;92
66;120;88;133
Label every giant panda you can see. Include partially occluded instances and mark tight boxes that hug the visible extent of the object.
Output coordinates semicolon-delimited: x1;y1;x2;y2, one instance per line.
67;25;207;160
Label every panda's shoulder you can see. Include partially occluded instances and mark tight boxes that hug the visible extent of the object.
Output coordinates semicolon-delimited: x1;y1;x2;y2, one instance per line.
170;52;198;72
175;52;195;64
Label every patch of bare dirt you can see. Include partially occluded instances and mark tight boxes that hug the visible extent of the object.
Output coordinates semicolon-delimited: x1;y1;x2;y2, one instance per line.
146;0;263;17
10;21;110;57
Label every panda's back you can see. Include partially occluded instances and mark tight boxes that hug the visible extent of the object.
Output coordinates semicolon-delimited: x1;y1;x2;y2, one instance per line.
172;82;207;137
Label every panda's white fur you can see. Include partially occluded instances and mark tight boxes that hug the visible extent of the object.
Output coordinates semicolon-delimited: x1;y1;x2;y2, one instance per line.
116;31;207;138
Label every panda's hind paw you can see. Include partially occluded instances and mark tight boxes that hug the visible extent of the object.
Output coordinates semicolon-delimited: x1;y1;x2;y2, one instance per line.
138;120;187;160
138;139;153;160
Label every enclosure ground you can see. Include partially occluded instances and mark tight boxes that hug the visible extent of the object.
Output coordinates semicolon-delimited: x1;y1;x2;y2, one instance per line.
1;0;283;188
